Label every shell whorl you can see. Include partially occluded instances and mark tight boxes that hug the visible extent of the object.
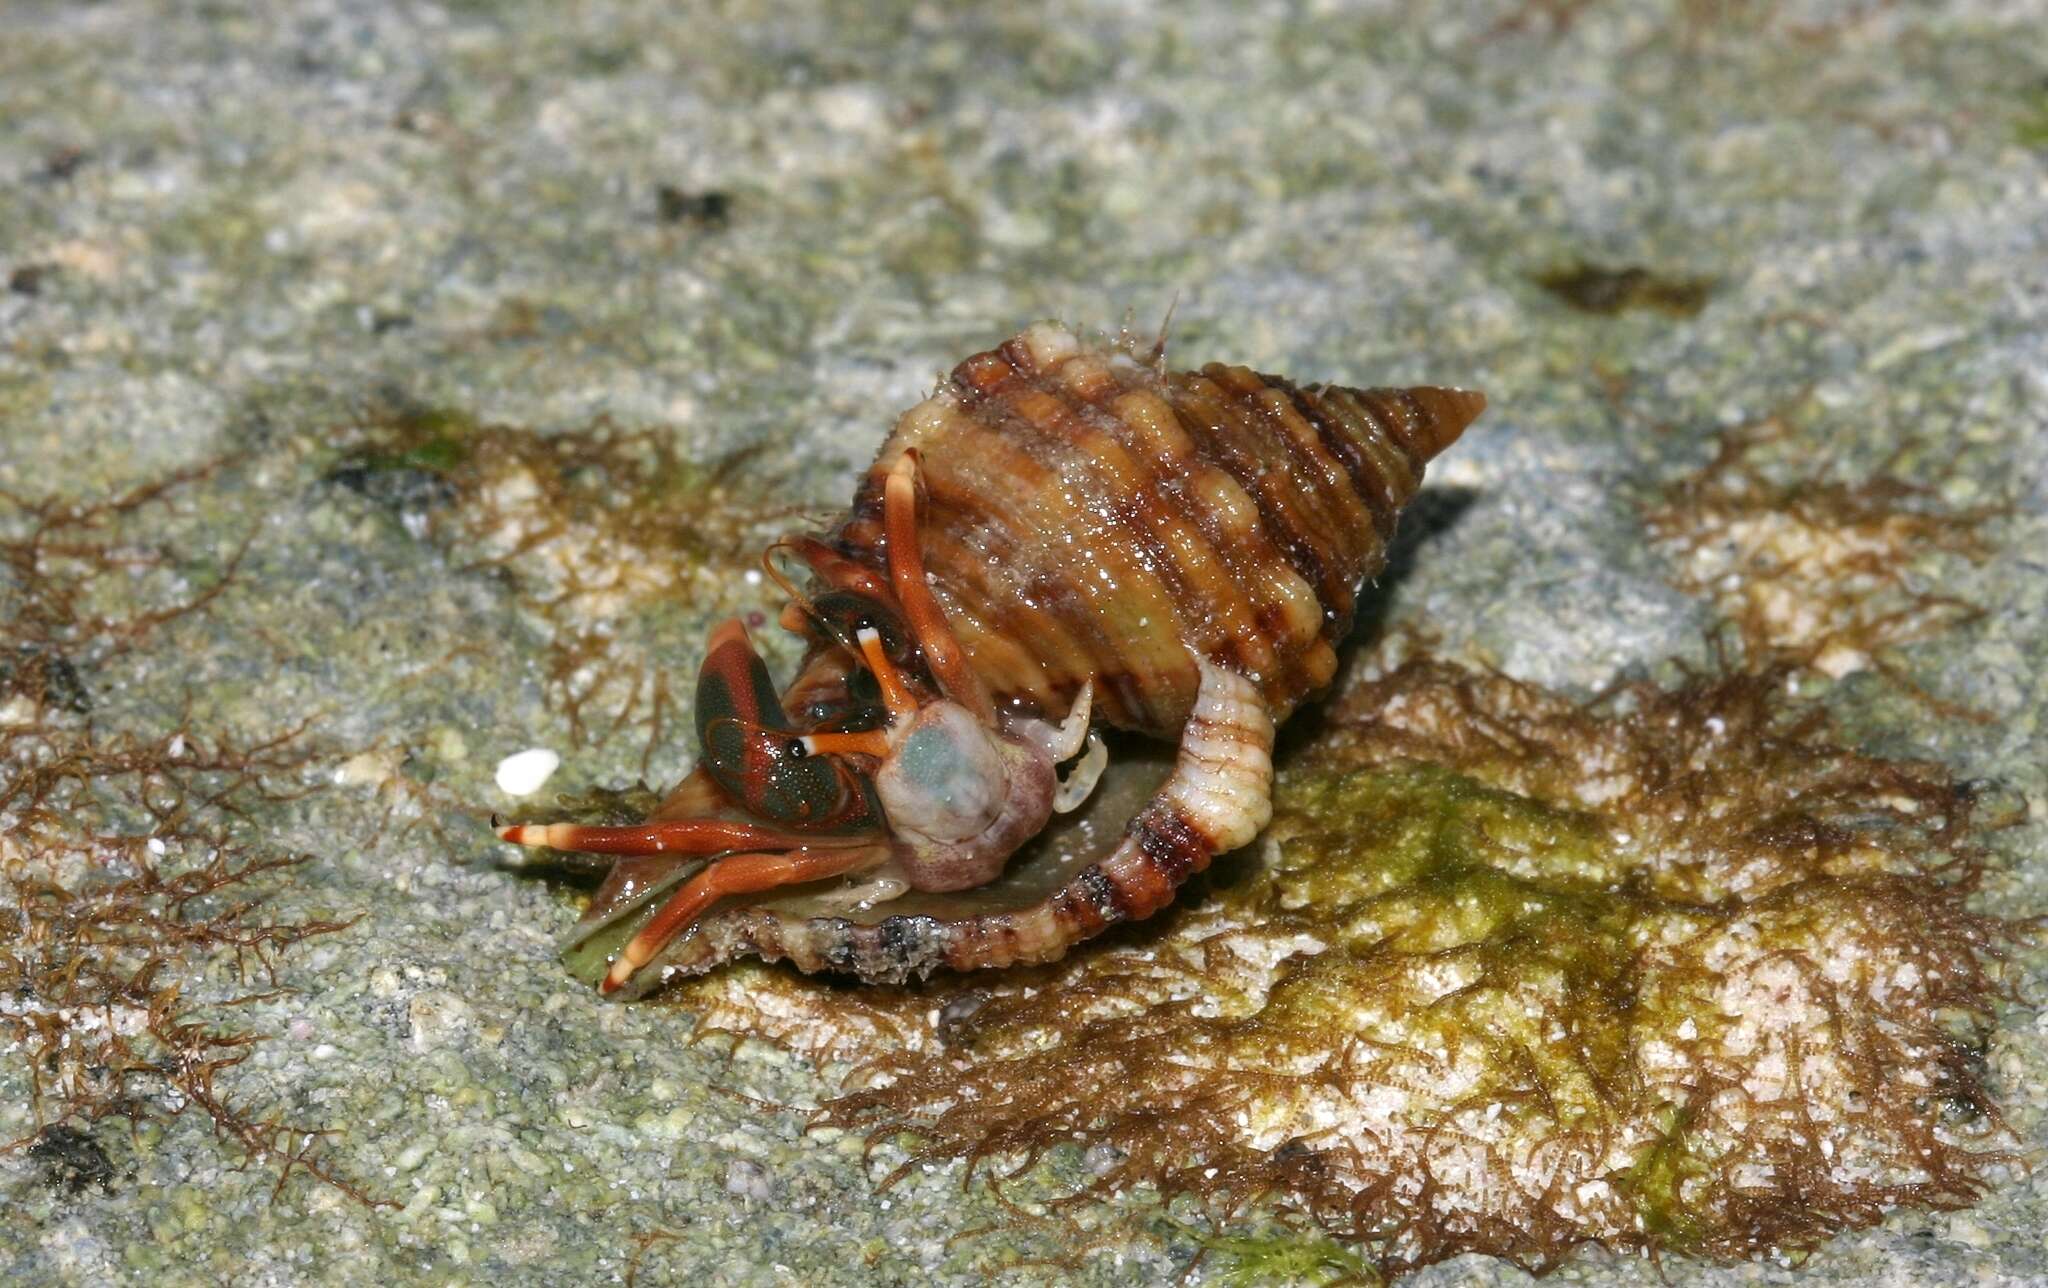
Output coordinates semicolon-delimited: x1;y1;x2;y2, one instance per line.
828;322;1484;737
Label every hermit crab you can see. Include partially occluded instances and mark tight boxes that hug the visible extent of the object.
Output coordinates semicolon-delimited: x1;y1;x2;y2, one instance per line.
498;322;1483;996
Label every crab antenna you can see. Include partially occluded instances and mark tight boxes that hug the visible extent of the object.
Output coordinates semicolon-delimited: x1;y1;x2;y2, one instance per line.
1148;291;1180;367
883;451;993;722
763;540;860;656
761;542;818;611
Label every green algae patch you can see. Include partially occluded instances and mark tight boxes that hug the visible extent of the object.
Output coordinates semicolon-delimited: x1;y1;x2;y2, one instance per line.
333;406;473;481
1261;764;1673;1124
1619;1098;1710;1252
1197;1226;1381;1286
773;654;2027;1280
2014;85;2048;148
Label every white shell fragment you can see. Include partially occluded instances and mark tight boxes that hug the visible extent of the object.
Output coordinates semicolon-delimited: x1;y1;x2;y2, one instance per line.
494;747;562;797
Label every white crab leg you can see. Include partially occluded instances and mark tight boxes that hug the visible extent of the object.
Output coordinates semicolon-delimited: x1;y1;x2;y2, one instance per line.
1047;678;1094;760
1052;731;1108;813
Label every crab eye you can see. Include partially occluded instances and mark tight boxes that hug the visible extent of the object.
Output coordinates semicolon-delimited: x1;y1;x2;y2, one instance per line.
785;738;807;759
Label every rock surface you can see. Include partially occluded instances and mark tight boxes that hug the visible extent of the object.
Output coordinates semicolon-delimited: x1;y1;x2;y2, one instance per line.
2;1;2043;1284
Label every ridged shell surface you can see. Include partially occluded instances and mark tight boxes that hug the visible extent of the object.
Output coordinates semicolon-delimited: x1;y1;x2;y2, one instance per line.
827;322;1484;736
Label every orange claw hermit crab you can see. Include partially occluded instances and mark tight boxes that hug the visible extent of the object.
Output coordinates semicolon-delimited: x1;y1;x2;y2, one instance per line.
497;322;1483;997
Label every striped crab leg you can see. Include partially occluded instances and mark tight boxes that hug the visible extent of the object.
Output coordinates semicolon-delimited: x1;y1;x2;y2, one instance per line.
648;654;1275;983
943;655;1275;966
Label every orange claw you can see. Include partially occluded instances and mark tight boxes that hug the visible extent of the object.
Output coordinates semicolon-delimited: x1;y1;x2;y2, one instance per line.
602;844;888;993
884;451;992;722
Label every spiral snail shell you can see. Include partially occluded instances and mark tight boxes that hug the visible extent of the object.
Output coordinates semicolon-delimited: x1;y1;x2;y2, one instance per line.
499;322;1484;994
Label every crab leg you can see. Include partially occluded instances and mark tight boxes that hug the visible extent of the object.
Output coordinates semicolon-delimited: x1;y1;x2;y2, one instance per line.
691;656;1275;982
602;843;891;993
1009;678;1105;814
495;817;868;856
884;451;993;722
953;655;1274;964
1051;731;1108;813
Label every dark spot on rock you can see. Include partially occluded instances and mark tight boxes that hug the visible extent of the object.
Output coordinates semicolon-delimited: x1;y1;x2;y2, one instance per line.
1534;262;1714;317
30;1124;116;1195
322;462;458;515
322;409;472;515
935;988;990;1045
9;263;52;295
36;147;90;183
723;1156;775;1201
656;186;732;229
1;645;90;713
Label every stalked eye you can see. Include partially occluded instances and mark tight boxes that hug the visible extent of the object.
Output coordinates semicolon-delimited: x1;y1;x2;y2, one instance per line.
785;738;807;759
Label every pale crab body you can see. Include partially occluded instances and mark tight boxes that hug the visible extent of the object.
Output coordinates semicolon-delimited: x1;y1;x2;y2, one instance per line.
499;322;1482;995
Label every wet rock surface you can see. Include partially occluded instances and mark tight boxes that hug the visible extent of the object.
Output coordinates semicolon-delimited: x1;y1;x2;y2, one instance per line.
3;1;2044;1283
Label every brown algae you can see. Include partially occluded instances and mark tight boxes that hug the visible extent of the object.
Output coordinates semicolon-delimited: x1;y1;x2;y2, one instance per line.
328;405;775;761
1645;408;2000;695
0;723;375;1204
0;466;380;1204
655;651;2023;1279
